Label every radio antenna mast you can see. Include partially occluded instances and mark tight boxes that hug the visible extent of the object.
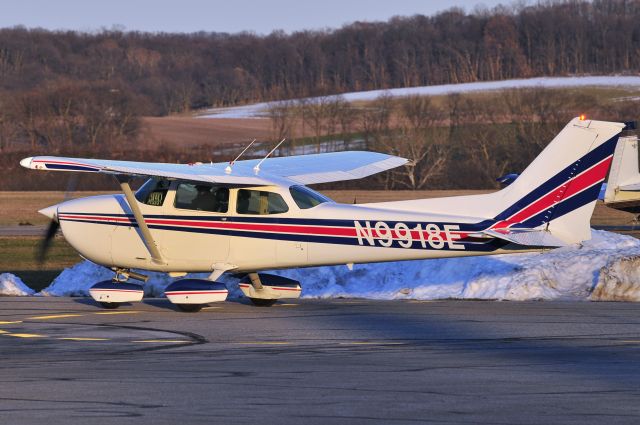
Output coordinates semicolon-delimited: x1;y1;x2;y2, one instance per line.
225;139;256;174
254;138;286;174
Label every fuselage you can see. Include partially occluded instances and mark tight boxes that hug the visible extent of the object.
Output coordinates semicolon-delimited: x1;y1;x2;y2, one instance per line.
52;181;535;274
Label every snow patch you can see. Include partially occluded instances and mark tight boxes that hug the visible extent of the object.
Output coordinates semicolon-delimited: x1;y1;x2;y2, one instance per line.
0;273;35;296
198;76;640;119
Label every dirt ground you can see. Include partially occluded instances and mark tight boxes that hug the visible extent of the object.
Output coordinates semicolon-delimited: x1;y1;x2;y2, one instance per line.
0;191;107;226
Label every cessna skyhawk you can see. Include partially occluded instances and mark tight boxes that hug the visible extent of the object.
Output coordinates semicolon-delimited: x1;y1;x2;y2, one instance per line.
20;117;627;311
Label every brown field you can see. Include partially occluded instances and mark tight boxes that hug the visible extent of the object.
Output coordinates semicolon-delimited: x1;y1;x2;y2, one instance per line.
142;116;273;148
140;86;640;149
0;191;109;226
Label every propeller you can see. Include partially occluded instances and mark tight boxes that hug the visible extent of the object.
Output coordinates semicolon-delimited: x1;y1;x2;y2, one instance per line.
38;219;60;263
38;175;77;263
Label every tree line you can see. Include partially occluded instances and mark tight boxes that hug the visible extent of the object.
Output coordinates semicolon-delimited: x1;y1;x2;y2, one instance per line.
264;88;637;191
3;87;636;190
0;0;639;118
1;0;639;190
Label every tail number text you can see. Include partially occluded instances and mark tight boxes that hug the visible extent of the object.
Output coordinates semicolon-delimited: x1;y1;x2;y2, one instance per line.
354;221;465;250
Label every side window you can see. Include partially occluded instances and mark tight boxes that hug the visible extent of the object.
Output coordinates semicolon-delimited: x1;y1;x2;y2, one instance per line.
174;183;229;213
236;189;289;215
135;178;170;207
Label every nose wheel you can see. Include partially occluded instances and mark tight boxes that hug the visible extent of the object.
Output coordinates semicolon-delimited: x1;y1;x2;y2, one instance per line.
99;302;120;309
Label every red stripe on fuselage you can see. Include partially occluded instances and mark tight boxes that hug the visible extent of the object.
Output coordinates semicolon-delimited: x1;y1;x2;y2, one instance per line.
58;214;469;240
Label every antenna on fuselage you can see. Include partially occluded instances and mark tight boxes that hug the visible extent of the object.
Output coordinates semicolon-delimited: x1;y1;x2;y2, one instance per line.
225;139;256;174
253;138;286;174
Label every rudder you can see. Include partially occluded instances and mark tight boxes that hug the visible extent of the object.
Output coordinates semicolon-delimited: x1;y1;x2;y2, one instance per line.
490;117;625;244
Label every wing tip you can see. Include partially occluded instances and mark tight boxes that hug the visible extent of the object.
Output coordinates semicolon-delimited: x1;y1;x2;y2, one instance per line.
19;157;33;169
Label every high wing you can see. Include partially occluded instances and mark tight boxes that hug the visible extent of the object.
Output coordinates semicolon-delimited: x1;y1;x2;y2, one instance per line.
20;151;408;186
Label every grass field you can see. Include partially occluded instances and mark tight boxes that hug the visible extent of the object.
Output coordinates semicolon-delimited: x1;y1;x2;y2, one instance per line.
0;191;108;226
0;236;80;291
1;190;637;292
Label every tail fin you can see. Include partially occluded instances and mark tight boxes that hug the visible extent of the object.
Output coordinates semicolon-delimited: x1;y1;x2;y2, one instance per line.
603;135;640;204
490;117;625;245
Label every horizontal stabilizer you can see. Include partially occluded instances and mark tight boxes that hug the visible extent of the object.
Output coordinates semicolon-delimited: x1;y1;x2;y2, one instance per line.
483;229;568;247
619;183;640;191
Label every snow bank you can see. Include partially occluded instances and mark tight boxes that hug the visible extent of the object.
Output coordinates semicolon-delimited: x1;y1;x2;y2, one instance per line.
38;230;640;301
0;273;35;296
198;75;640;119
267;230;640;301
592;256;640;301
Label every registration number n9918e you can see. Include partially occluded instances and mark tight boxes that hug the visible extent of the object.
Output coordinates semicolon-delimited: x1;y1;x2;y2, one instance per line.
354;221;465;250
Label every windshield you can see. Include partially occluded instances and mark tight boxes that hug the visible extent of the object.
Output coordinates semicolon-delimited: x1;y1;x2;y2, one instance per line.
134;178;170;206
289;185;333;209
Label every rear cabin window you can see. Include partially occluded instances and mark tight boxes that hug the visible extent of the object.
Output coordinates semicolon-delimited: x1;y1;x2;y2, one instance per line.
236;189;289;215
289;185;332;209
174;183;229;213
135;178;170;207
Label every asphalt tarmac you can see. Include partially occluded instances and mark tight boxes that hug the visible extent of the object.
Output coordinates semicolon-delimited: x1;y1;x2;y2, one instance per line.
1;297;640;425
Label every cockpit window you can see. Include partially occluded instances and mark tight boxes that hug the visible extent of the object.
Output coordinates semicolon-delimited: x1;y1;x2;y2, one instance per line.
289;185;332;209
174;183;229;213
135;178;170;206
236;189;289;215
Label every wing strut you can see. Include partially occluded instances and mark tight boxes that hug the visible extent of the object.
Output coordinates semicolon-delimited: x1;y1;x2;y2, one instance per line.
116;176;165;265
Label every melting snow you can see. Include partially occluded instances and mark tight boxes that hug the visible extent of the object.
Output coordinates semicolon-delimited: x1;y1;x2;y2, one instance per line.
0;273;35;296
198;76;640;119
31;230;640;301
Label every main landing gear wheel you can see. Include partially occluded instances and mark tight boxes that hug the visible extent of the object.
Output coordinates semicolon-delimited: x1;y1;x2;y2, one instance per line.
249;298;277;307
99;302;120;309
176;304;203;313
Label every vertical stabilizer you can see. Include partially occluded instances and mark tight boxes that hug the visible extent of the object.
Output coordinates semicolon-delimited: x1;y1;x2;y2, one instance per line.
491;118;625;245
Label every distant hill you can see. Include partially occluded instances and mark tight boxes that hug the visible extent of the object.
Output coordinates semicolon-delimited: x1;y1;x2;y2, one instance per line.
0;1;639;116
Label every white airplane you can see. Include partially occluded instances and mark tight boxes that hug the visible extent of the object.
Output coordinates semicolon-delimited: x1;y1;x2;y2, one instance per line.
20;117;626;311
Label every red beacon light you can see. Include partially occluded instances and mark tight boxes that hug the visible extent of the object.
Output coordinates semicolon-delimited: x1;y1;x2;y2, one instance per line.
579;114;586;121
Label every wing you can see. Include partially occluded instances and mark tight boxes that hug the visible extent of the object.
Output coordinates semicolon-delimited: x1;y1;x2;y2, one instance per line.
232;151;408;184
20;151;407;186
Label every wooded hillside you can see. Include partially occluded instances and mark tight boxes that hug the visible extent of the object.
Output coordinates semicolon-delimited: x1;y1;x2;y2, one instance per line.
1;0;638;115
1;0;639;190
